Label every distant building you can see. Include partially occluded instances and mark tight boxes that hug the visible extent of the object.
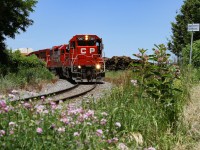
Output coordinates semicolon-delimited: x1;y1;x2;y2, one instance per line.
14;48;33;56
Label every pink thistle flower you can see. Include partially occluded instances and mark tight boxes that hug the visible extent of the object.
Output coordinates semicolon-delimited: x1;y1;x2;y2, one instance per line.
85;110;94;118
101;112;108;116
100;118;107;125
41;96;45;99
23;103;32;109
50;101;56;105
60;117;70;124
69;122;75;127
35;105;45;113
107;139;112;144
112;137;119;143
0;100;6;108
59;100;63;104
51;104;57;110
0;95;5;99
73;132;80;136
135;53;141;57
158;57;163;62
43;110;49;114
57;127;65;133
118;143;129;150
36;127;43;134
143;55;149;61
147;147;156;150
8;94;15;99
96;129;103;137
87;122;92;126
77;108;84;114
131;80;137;86
50;124;56;129
115;122;121;128
10;130;14;135
78;115;85;122
155;50;160;55
11;90;18;94
0;130;5;137
3;106;10;112
9;122;16;127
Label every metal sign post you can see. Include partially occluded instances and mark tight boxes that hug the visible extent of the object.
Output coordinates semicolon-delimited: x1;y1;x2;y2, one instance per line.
189;31;193;65
187;23;200;64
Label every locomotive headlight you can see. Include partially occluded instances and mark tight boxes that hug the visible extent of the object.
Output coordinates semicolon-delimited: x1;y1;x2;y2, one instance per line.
78;65;81;69
96;64;101;70
85;35;88;40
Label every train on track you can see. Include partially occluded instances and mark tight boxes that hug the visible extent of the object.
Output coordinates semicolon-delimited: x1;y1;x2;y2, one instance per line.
28;35;105;82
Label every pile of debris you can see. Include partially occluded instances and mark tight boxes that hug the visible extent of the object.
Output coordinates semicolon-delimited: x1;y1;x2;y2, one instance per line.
105;56;139;70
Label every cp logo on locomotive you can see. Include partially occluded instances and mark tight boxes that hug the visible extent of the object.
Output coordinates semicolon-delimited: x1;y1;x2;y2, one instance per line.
81;48;95;54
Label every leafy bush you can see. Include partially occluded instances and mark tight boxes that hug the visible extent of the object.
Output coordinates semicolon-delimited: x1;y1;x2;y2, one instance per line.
182;39;200;68
0;50;55;93
0;50;45;76
9;50;45;73
131;44;181;124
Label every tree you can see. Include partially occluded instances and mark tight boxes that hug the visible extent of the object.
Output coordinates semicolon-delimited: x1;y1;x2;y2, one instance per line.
0;0;37;64
168;0;200;58
182;39;200;67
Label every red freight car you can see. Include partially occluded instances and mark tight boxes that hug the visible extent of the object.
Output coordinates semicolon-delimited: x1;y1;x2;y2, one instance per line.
29;35;105;82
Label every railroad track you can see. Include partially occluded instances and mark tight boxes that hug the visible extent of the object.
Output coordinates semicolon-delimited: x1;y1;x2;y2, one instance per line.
12;83;97;104
45;83;97;104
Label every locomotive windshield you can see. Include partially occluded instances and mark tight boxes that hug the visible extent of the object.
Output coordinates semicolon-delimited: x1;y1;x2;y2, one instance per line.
77;40;96;46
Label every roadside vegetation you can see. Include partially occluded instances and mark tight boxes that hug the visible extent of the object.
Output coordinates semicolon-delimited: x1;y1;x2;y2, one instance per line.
0;50;56;94
1;44;200;149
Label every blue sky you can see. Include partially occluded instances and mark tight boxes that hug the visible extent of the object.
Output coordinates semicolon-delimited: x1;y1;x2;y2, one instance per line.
6;0;184;58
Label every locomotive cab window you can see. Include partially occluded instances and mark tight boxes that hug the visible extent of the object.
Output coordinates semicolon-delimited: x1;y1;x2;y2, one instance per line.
96;39;102;54
66;45;69;52
77;40;95;46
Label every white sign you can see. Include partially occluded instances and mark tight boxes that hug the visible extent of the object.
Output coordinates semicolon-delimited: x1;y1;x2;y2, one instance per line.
188;24;199;32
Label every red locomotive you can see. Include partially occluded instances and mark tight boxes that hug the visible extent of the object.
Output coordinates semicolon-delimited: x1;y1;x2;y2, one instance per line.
29;35;105;82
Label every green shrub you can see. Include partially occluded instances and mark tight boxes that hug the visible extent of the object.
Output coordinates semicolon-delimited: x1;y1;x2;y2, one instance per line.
131;44;181;124
182;39;200;68
9;50;45;73
0;50;55;93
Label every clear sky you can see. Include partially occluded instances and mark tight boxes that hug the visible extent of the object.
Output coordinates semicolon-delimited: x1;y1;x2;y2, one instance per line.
6;0;184;58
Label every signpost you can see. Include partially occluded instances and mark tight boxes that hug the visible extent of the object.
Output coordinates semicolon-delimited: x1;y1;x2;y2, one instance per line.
187;23;200;64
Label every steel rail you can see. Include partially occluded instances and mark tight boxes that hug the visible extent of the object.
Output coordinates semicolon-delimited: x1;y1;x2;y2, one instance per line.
51;83;97;104
12;83;79;103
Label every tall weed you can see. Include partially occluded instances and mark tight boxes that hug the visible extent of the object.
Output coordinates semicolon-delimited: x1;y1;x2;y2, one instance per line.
131;44;181;124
